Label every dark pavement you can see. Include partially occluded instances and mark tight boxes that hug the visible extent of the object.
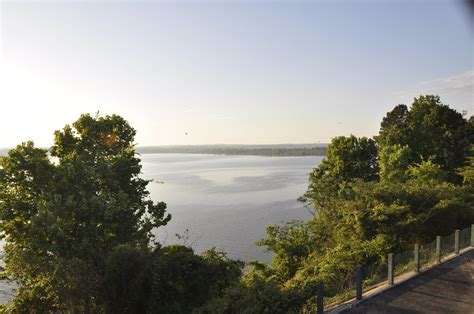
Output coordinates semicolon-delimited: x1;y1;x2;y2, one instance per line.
344;249;474;314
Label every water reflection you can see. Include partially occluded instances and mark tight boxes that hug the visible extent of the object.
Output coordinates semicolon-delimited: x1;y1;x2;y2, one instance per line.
142;154;322;262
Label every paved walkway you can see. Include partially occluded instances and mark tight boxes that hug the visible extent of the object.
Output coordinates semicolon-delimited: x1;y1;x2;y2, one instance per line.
343;249;474;314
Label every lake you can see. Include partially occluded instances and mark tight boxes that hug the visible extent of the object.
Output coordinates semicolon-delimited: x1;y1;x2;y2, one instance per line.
142;153;323;262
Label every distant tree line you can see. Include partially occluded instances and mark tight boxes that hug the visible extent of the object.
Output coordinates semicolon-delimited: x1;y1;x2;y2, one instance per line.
0;95;472;312
136;145;327;157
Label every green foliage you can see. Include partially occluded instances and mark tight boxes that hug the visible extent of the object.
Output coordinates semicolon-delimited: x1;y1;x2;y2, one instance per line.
101;244;243;314
377;104;410;148
236;95;473;311
319;135;378;182
0;114;173;311
459;145;474;185
257;221;318;282
149;246;243;313
103;245;153;313
196;267;307;314
379;144;411;182
407;158;447;183
301;135;378;215
376;95;472;182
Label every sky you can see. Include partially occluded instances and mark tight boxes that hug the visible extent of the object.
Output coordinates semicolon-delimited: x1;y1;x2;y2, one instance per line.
0;0;472;147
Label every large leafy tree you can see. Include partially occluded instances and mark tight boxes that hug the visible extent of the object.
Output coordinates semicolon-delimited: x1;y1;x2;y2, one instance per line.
0;114;170;311
376;95;472;181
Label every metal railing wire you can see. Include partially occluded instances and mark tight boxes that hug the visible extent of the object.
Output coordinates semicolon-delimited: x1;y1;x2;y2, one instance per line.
324;271;356;305
440;232;455;256
420;238;437;268
393;248;414;277
363;260;387;289
460;227;471;249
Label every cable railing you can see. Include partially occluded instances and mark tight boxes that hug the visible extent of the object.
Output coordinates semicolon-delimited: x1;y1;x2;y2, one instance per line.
319;224;474;314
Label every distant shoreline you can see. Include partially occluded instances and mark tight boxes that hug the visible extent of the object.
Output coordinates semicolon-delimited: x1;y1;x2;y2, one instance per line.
136;145;327;157
1;144;328;157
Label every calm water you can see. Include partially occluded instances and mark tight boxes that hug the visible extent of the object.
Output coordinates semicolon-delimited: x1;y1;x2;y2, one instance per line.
142;154;322;262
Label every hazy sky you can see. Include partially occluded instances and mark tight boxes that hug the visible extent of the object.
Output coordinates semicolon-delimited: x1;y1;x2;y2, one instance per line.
0;0;472;147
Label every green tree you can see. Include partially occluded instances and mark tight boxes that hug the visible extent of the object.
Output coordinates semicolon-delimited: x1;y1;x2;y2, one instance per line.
300;135;378;215
379;144;411;182
376;95;472;181
377;104;409;146
149;246;243;313
103;245;153;314
102;244;244;314
459;145;474;185
0;114;171;311
196;264;307;314
319;135;378;182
